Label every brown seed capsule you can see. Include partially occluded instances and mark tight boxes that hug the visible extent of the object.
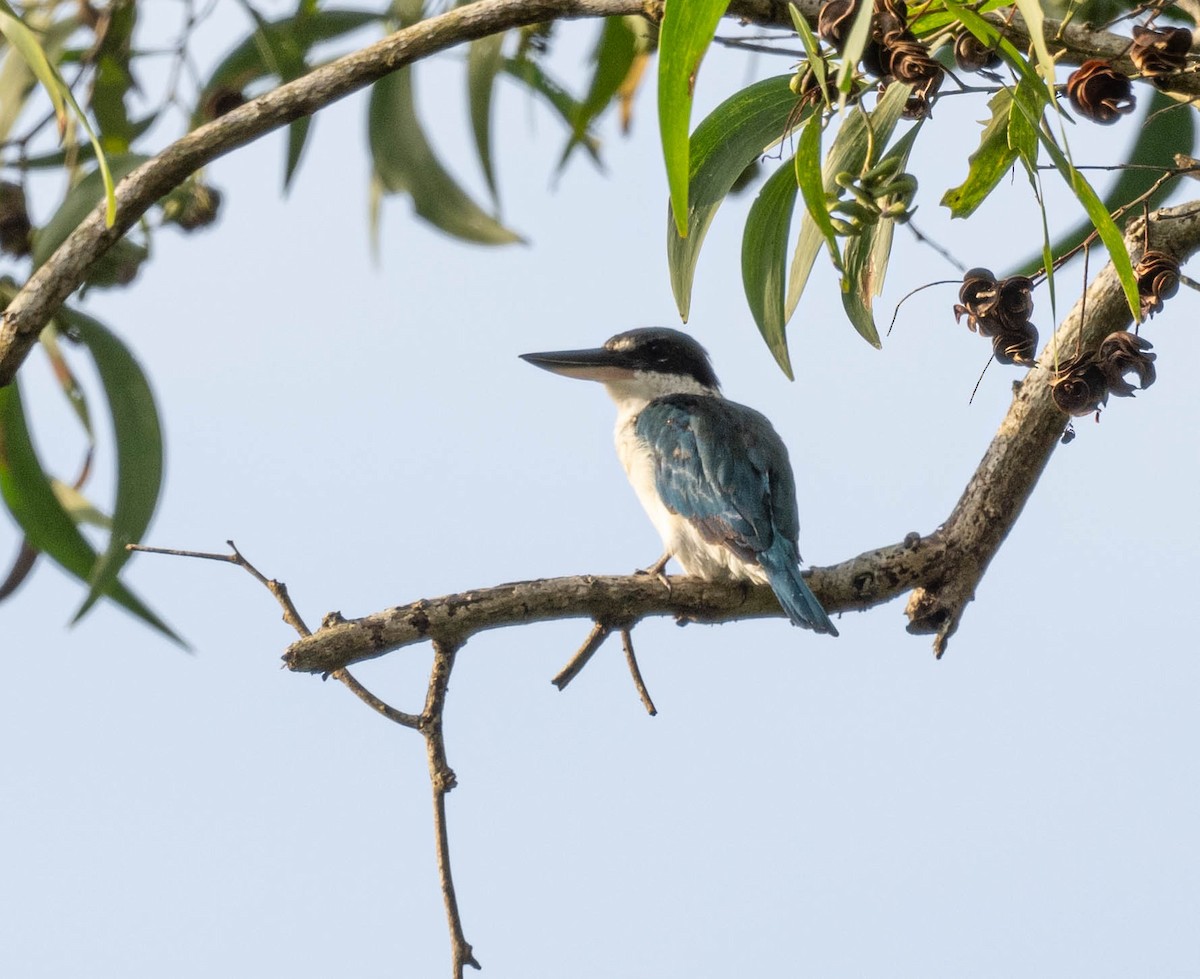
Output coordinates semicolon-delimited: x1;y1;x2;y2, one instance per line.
1134;249;1180;317
203;87;247;120
818;0;859;52
1066;60;1136;124
991;320;1039;366
996;275;1034;326
953;31;1000;73
1096;331;1156;397
0;182;32;257
1051;355;1109;416
954;268;999;331
1129;25;1192;78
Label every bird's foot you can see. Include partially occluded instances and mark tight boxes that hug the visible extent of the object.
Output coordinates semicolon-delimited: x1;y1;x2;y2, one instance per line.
635;552;673;593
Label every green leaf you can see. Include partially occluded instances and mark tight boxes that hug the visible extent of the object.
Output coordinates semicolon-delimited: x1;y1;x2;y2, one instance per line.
0;381;181;643
1009;89;1193;278
667;74;808;321
950;2;1046;98
90;1;138;153
369;66;523;245
31;153;149;268
0;1;117;225
789;5;829;107
658;0;727;237
502;56;602;166
786;82;911;320
795;112;841;263
742;155;802;379
558;17;637;171
1012;0;1056;102
52;306;164;622
1032;127;1140;320
1007;74;1042;166
839;124;921;347
194;8;379;125
941;88;1017;218
468;32;506;201
835;0;874;104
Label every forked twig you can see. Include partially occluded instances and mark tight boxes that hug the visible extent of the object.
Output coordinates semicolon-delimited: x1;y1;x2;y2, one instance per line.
619;629;657;716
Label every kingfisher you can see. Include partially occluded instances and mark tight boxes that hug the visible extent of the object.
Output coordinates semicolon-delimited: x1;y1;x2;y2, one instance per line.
520;327;838;636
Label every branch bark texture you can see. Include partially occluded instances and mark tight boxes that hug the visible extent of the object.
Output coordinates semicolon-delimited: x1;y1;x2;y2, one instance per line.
284;202;1200;672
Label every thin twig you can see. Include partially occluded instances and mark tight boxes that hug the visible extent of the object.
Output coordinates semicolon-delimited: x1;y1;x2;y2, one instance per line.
127;539;311;636
421;640;480;978
552;621;613;690
331;668;421;728
619;629;657;716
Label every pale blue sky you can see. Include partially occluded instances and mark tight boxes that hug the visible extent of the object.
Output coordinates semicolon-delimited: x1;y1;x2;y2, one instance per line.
2;4;1198;977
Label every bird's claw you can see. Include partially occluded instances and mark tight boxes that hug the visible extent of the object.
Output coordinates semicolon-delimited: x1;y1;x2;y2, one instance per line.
635;553;673;594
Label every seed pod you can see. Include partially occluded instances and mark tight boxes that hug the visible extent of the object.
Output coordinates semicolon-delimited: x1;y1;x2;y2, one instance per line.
991;320;1038;367
1066;60;1135;124
954;268;999;331
953;31;999;73
1096;331;1156;397
1051;355;1109;416
1134;249;1180;317
1129;25;1192;78
818;0;859;51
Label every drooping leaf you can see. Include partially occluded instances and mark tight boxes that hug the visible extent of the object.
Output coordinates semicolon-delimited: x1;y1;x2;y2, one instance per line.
0;1;117;225
502;56;602;166
941;88;1017;218
558;16;637;171
194;8;379;127
839;123;922;347
795;112;841;264
835;0;874;104
786;82;911;321
31;153;148;268
51;306;164;622
0;381;181;643
658;0;728;237
89;0;138;153
743;155;802;379
1007;74;1042;166
1012;0;1056;101
40;325;94;439
1009;90;1193;277
789;5;830;107
369;66;523;245
667;74;808;321
468;32;506;201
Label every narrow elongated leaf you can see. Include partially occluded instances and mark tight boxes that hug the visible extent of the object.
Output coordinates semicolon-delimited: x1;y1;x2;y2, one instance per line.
558;17;636;171
194;8;379;126
786;82;911;319
941;88;1017;218
1009;90;1193;277
658;0;727;237
1012;0;1055;100
503;56;601;165
840;124;922;347
0;382;181;642
835;0;874;103
468;32;506;201
0;1;117;224
1007;75;1041;165
52;307;164;621
369;67;522;245
796;112;840;260
1029;122;1141;320
743;155;802;379
32;153;149;267
667;74;807;320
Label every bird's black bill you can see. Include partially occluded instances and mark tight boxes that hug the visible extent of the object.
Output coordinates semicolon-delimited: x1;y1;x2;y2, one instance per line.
519;346;636;382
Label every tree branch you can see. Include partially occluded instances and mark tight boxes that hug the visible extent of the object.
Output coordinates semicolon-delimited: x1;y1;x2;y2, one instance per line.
906;200;1200;654
281;202;1200;670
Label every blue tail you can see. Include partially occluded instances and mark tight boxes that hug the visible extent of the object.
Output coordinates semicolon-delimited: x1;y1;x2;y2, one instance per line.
759;545;839;636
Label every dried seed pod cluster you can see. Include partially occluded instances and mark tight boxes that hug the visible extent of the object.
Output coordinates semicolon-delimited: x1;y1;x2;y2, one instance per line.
1050;332;1157;416
953;268;1039;366
1066;60;1136;124
818;0;943;118
1129;25;1193;83
953;31;1000;73
1134;250;1180;318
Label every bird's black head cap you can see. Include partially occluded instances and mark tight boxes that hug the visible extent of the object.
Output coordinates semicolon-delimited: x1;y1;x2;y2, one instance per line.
603;328;720;391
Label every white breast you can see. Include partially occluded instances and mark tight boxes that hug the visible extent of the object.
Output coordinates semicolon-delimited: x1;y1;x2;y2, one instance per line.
612;406;766;584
